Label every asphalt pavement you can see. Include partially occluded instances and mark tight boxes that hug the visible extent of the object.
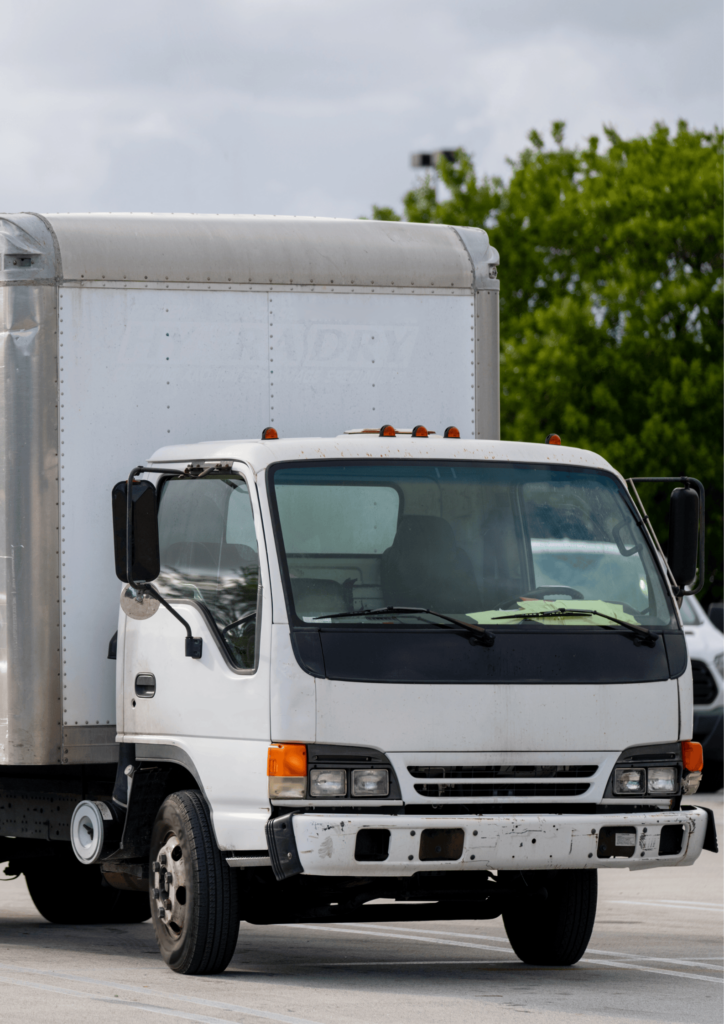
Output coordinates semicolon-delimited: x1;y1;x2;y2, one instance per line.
0;794;721;1024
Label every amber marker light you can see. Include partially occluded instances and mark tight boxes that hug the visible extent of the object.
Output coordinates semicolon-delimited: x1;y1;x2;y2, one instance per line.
267;743;307;798
444;426;460;438
267;743;307;776
411;425;428;437
261;427;279;440
545;433;561;445
681;740;704;772
379;424;396;437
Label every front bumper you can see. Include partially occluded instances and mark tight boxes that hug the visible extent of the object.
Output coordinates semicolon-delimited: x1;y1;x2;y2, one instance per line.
279;807;710;877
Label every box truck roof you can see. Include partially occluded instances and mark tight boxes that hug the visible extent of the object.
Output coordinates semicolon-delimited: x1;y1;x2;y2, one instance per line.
1;212;499;291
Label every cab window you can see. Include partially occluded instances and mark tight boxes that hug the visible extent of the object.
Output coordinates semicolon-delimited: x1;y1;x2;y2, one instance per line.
155;476;259;669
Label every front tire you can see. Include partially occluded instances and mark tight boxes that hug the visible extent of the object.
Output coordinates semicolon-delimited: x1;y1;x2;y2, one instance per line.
501;869;597;966
149;790;239;975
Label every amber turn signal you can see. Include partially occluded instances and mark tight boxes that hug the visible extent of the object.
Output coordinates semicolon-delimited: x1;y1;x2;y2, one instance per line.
261;427;278;440
379;424;396;437
545;433;561;445
681;740;704;772
411;425;428;438
267;743;307;776
444;426;460;438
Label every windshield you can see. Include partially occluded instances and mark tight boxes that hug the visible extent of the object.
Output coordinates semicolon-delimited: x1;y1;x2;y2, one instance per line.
270;461;675;630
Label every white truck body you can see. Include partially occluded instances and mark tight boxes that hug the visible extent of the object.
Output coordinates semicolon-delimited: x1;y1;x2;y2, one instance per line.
0;212;713;975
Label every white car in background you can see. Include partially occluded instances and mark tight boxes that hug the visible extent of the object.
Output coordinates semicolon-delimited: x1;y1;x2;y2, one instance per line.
529;537;723;791
681;595;723;791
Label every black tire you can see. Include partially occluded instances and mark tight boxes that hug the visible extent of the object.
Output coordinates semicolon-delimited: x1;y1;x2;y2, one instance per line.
25;846;151;925
149;790;239;975
501;869;597;966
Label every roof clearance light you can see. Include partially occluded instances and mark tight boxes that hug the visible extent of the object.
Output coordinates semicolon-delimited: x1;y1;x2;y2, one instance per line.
411;425;428;438
545;433;561;445
444;426;460;438
261;427;278;440
379;425;396;437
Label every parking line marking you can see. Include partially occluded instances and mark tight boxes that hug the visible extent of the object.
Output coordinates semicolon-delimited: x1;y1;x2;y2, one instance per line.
637;899;723;907
287;923;517;957
286;924;723;983
580;959;723;984
306;961;512;967
0;964;327;1024
608;900;723;913
346;924;723;971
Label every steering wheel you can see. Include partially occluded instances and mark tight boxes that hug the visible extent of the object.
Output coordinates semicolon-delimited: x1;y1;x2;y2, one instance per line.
500;585;585;609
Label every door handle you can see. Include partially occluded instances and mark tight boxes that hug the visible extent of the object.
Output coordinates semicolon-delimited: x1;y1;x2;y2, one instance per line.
135;672;156;698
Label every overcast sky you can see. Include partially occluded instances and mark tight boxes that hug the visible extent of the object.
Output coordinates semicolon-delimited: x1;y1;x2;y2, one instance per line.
2;0;721;218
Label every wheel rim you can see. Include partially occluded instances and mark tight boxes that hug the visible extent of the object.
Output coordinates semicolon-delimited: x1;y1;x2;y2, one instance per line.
152;834;188;937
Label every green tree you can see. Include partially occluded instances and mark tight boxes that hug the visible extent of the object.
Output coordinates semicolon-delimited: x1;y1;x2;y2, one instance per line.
373;122;723;604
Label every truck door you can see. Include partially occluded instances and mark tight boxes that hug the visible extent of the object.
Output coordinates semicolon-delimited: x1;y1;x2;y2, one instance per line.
121;469;270;755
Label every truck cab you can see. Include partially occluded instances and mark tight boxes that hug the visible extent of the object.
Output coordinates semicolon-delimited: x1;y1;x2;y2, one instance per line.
100;430;713;973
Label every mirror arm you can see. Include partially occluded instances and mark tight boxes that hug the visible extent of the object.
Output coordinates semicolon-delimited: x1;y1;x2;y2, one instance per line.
125;465;145;589
627;476;706;597
124;464;202;658
141;585;202;657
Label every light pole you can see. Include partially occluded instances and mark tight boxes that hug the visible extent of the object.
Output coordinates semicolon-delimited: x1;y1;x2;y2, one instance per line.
410;150;460;199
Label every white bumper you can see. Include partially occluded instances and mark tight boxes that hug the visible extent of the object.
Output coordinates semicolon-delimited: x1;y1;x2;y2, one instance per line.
292;807;709;876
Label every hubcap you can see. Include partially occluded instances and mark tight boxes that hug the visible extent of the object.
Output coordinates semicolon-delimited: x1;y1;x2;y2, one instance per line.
152;835;187;935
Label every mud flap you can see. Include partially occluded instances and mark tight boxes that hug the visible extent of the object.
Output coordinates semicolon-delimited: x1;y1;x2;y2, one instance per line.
698;806;719;853
266;813;303;880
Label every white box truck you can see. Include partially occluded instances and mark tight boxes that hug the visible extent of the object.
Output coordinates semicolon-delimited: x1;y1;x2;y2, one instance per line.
0;212;716;976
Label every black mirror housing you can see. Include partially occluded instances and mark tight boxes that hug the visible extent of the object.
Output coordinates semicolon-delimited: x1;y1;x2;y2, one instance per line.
668;486;699;589
112;479;160;584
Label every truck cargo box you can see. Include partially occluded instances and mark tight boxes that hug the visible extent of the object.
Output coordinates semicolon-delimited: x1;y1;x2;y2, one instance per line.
0;212;500;766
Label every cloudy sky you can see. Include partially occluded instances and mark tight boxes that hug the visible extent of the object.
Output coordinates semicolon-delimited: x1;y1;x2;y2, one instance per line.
2;0;721;218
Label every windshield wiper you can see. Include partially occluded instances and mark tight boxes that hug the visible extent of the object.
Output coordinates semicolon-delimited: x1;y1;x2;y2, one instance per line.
313;606;495;647
492;608;658;646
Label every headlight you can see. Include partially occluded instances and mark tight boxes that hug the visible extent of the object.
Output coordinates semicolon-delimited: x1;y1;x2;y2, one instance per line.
309;768;347;798
352;768;389;797
614;768;646;795
647;767;677;794
715;652;723;678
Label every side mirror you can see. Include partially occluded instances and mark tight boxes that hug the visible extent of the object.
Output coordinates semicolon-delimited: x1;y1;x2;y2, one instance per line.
112;478;160;584
668;486;699;589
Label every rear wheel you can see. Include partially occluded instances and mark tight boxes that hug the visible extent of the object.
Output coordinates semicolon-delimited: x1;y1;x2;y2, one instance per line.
24;846;151;924
149;790;239;975
501;869;597;966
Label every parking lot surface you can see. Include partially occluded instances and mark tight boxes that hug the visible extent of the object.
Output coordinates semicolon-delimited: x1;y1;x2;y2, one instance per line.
0;794;721;1024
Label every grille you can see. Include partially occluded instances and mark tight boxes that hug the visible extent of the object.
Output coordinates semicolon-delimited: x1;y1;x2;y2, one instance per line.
408;765;597;779
692;660;718;705
413;783;591;798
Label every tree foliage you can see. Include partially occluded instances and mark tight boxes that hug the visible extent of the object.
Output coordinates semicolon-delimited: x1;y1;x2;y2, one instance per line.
372;122;723;603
